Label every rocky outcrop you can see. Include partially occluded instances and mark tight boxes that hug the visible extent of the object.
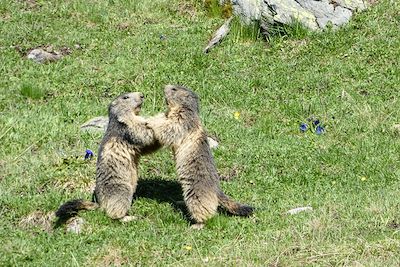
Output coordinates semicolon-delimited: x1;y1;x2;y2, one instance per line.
226;0;369;33
230;0;262;23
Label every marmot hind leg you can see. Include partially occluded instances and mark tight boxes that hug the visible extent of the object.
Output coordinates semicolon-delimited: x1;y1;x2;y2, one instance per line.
182;185;219;226
98;183;136;220
102;197;132;219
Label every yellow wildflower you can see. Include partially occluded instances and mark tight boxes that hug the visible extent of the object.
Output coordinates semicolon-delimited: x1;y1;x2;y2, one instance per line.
233;111;240;120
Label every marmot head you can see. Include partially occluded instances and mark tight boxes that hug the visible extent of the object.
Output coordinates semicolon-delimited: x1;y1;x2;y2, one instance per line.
164;84;199;114
109;92;144;119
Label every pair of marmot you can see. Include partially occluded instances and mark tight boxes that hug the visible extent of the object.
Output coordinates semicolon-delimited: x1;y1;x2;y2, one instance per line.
56;85;253;228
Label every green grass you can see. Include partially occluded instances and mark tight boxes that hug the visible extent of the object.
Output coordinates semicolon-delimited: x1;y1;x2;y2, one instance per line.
20;82;46;99
1;0;400;265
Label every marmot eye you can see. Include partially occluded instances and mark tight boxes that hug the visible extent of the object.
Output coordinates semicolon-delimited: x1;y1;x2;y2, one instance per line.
171;88;177;91
122;96;129;99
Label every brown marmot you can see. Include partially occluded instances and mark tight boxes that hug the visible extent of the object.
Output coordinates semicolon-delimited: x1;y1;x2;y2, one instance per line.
56;92;159;222
147;85;253;228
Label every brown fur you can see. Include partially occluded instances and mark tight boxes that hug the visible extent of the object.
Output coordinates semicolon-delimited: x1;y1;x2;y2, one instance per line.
56;92;159;222
147;85;253;227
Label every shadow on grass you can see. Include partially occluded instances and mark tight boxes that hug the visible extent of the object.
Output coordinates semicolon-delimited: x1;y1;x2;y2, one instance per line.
53;177;253;229
53;177;190;228
134;177;251;223
134;177;192;222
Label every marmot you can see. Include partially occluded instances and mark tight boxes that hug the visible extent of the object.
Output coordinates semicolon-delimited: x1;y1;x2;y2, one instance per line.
147;85;253;228
56;92;159;222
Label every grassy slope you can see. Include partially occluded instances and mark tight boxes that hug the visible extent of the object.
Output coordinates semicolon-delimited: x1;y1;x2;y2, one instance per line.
0;0;399;265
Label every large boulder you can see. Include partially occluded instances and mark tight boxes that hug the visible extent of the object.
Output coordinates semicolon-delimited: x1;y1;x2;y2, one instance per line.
227;0;369;33
262;0;320;30
230;0;262;23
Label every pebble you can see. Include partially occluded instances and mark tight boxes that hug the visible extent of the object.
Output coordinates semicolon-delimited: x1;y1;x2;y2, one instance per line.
66;217;85;234
286;206;313;215
27;48;62;63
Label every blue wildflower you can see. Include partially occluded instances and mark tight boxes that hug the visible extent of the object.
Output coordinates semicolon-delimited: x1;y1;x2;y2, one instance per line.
315;125;325;135
160;35;166;41
84;149;94;160
313;119;320;126
300;123;308;133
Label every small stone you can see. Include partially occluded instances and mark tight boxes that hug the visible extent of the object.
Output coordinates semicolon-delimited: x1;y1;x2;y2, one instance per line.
80;116;109;132
120;215;137;223
392;124;400;135
191;223;204;230
286;206;313;215
27;48;62;63
207;137;219;149
204;17;232;53
66;217;84;234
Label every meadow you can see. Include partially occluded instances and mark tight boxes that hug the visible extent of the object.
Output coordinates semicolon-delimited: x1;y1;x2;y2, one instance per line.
0;0;399;265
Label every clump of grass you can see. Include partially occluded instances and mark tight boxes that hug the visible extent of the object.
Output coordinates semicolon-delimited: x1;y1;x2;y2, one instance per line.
204;0;232;18
230;17;262;41
264;19;310;41
20;83;45;100
221;1;233;18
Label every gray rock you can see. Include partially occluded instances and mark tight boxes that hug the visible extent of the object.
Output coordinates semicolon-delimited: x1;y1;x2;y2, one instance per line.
80;116;109;132
286;206;313;215
204;17;233;53
231;0;262;24
226;0;369;34
262;0;319;31
207;137;219;149
295;0;353;28
27;48;62;63
66;217;85;234
335;0;367;10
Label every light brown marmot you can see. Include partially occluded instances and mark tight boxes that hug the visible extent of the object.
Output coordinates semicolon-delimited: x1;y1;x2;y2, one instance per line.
56;92;159;222
147;85;253;228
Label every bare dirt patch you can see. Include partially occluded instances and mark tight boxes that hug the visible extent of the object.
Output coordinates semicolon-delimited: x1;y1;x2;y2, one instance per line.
19;210;55;233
